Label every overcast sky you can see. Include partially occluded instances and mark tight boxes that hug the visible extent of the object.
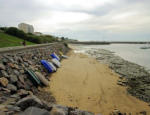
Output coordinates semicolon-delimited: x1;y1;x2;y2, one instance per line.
0;0;150;41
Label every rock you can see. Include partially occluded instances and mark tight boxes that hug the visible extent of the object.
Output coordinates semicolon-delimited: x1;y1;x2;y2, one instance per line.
70;109;94;115
17;81;25;89
24;79;33;90
7;84;17;92
7;68;13;75
14;64;19;69
10;75;18;83
0;96;8;104
0;63;5;70
0;87;11;93
18;107;50;115
14;70;20;76
8;57;14;63
52;105;68;115
50;107;66;115
9;102;16;105
18;75;25;84
10;94;18;99
28;61;33;65
2;58;8;65
16;95;43;110
24;62;29;67
0;111;5;115
18;57;23;63
6;105;21;112
17;89;29;98
0;70;9;78
0;77;8;87
111;109;122;115
117;81;125;86
19;70;24;74
21;64;25;68
6;111;15;115
7;63;15;68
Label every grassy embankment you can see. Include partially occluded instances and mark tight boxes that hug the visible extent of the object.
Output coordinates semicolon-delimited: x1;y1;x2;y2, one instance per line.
0;32;35;48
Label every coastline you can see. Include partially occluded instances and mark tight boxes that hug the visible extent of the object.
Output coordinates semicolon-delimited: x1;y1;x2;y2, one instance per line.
86;48;150;103
45;47;150;114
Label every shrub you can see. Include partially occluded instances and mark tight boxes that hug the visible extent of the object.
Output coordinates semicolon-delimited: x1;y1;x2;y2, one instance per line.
5;27;26;39
63;42;68;47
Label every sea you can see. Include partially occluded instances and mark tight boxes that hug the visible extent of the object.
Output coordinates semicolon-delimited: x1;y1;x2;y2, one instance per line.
73;44;150;71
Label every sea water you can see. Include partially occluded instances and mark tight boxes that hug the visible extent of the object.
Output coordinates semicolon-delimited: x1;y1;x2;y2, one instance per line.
73;44;150;70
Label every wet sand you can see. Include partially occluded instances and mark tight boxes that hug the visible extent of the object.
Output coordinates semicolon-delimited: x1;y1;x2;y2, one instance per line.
45;51;150;114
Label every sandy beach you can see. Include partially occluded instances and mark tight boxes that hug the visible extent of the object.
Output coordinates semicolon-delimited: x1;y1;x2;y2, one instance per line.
45;51;150;114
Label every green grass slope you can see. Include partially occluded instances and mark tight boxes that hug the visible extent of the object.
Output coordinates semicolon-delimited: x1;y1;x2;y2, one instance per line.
0;32;35;48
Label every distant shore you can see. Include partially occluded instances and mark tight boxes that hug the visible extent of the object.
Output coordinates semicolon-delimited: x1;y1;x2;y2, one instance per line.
69;41;150;45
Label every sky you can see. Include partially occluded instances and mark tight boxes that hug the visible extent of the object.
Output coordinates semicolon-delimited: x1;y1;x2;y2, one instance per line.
0;0;150;41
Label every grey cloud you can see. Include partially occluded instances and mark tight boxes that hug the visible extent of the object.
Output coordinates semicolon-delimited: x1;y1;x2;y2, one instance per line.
52;29;150;41
0;0;150;41
0;0;49;26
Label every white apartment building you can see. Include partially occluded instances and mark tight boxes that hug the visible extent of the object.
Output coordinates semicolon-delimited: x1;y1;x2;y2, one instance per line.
18;23;34;34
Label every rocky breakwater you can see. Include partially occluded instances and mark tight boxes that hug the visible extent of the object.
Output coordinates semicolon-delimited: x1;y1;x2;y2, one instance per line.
87;49;150;103
0;43;84;115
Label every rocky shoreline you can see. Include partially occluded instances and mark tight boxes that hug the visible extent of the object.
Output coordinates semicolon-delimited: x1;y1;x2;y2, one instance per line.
86;49;150;103
0;43;95;115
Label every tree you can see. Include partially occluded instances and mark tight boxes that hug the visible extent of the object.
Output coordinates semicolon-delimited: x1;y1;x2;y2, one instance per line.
5;27;26;39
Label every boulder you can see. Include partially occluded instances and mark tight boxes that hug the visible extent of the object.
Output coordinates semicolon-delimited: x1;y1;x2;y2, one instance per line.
10;75;18;83
14;64;19;69
6;105;21;112
18;107;50;115
111;109;122;115
17;89;29;98
0;87;11;93
14;70;20;76
0;63;5;70
0;111;5;115
20;70;25;74
70;109;94;115
0;77;8;87
16;95;43;110
17;81;25;89
7;84;17;92
0;70;9;78
52;104;68;115
2;58;8;65
50;107;66;115
7;63;15;68
18;75;25;84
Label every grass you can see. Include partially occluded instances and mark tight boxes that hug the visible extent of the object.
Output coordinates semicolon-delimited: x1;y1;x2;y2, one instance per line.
0;32;35;48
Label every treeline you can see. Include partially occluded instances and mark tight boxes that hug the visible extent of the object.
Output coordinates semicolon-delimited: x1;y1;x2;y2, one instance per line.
0;27;59;44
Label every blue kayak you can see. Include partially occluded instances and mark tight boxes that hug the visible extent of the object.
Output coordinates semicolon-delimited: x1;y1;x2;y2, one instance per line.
41;60;53;73
50;53;60;61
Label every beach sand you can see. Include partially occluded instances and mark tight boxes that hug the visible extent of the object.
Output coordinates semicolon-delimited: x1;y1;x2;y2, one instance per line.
45;51;150;114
